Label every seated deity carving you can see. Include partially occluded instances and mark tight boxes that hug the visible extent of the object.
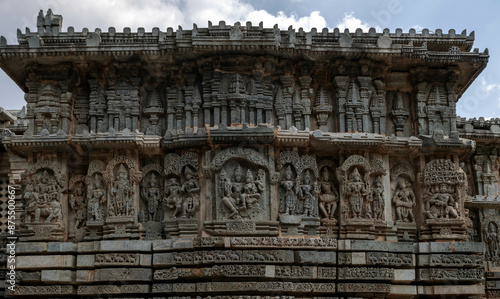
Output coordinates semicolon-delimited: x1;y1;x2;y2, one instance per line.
221;164;262;220
392;178;415;222
345;167;369;219
424;183;459;219
318;168;339;220
24;170;62;224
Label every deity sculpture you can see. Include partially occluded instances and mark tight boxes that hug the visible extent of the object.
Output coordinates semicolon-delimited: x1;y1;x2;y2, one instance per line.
392;178;415;222
141;173;162;221
486;222;500;262
280;166;296;215
164;177;183;218
424;183;459;219
87;173;106;222
371;176;384;220
111;164;133;216
181;167;200;218
24;170;62;224
297;171;317;217
318;168;339;220
70;181;87;228
221;164;262;219
345;167;368;219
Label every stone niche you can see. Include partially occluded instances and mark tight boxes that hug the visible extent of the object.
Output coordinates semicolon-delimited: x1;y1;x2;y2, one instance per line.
277;151;320;235
162;152;200;237
203;147;279;235
390;162;417;241
419;158;469;241
337;155;387;240
139;163;164;239
21;160;65;241
103;155;143;239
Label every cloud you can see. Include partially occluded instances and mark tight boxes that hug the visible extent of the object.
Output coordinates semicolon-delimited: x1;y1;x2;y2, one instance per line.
1;0;329;39
336;13;381;32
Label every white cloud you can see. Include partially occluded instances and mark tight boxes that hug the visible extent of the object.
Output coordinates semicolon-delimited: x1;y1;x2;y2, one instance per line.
2;0;329;34
336;13;381;32
481;77;500;93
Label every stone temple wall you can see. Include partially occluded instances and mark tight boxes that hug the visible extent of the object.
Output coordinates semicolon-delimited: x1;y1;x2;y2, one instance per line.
0;9;498;298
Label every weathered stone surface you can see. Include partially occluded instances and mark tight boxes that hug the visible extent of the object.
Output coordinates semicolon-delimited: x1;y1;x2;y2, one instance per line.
0;9;496;299
16;255;75;269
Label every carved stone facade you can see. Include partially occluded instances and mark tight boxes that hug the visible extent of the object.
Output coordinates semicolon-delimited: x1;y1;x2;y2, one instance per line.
0;10;497;298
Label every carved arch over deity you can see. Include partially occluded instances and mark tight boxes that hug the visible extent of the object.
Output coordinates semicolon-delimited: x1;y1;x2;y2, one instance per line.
482;216;500;266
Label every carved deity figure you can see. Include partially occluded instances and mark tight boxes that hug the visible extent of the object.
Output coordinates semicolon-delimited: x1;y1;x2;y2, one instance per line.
87;173;106;221
486;222;500;262
345;167;368;219
280;166;296;215
297;171;317;217
221;164;262;219
181;167;200;218
164;178;183;218
424;183;459;219
25;170;62;224
371;176;384;220
111;164;133;216
392;178;415;222
70;182;87;228
141;173;162;222
318;168;339;220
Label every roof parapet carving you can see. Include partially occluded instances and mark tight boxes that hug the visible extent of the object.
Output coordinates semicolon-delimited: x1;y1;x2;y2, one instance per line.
0;10;487;61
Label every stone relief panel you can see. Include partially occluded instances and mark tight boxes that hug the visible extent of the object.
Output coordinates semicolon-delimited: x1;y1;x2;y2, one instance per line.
337;155;387;238
24;73;73;136
473;153;499;198
389;91;411;137
142;87;165;136
482;216;500;266
21;160;65;240
68;175;87;241
334;76;386;134
419;159;469;241
140;163;164;239
202;71;273;128
416;83;458;138
312;86;334;132
277;151;319;234
274;74;313;131
84;160;107;240
104;64;142;133
163;152;200;237
88;79;107;133
165;78;203;137
204;147;279;235
103;155;142;239
391;163;416;224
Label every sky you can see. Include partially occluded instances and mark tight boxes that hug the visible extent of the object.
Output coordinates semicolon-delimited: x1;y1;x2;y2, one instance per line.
0;0;499;120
